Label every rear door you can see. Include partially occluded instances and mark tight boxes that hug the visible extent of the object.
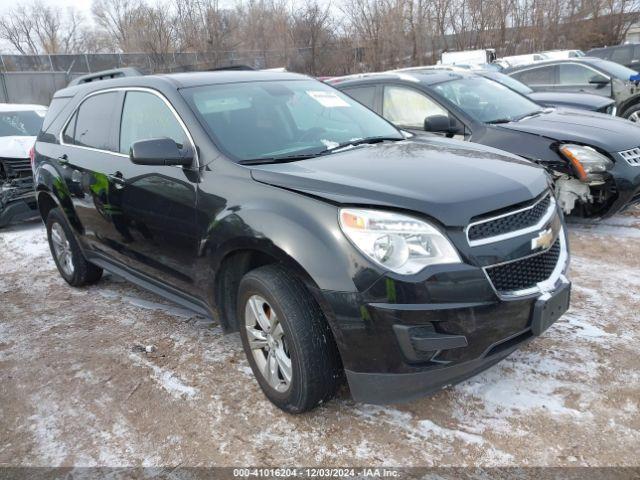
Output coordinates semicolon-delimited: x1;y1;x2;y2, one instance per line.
510;65;557;92
58;90;124;255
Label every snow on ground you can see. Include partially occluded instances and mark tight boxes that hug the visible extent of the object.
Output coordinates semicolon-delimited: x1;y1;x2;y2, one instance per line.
0;212;639;468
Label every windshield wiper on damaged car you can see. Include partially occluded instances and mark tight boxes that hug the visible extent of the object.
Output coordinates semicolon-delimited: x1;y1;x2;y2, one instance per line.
486;117;513;124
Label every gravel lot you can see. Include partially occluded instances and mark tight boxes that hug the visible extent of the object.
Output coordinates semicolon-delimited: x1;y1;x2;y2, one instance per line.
1;210;639;468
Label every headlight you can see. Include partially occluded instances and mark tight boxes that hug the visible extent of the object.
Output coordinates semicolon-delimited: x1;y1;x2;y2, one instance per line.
339;208;461;275
559;144;613;182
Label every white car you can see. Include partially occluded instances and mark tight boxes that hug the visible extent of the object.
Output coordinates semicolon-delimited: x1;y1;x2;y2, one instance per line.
541;49;585;59
0;103;47;227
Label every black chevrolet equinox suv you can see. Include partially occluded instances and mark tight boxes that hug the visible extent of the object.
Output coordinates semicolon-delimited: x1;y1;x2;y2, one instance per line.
33;71;571;412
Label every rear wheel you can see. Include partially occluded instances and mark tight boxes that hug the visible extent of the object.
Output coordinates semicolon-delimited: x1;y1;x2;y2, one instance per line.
46;208;103;286
238;264;342;413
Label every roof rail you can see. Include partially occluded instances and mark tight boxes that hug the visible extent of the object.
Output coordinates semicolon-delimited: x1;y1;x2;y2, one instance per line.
210;65;255;71
68;67;143;86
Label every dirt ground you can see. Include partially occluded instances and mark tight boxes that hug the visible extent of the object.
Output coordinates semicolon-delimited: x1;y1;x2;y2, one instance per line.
1;209;639;468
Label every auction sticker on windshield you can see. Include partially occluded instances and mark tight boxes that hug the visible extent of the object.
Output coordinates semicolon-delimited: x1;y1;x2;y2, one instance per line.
307;91;350;108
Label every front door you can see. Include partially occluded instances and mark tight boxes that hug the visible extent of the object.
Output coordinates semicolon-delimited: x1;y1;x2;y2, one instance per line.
555;63;612;98
106;89;200;293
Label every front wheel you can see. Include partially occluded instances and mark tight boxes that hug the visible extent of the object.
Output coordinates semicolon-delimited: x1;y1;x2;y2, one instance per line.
238;265;342;413
622;103;640;122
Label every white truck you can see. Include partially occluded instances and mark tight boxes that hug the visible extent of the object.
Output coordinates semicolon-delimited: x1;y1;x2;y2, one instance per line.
440;49;496;66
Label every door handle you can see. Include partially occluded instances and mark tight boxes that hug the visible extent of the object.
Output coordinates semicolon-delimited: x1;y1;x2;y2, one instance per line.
108;171;126;189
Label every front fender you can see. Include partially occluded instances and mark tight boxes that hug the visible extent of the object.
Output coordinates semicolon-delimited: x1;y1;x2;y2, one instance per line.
201;193;383;294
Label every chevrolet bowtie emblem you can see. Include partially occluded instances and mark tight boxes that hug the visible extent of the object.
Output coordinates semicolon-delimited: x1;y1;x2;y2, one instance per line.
531;228;554;251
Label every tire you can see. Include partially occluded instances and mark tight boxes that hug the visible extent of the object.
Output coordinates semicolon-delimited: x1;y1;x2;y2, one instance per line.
622;103;640;122
238;264;342;413
46;208;103;287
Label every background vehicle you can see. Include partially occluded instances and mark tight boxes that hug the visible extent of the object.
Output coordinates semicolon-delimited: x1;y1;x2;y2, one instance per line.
396;66;617;114
505;57;640;121
497;53;549;68
34;70;569;412
331;69;640;218
0;103;46;227
587;44;640;69
441;49;496;66
542;50;585;60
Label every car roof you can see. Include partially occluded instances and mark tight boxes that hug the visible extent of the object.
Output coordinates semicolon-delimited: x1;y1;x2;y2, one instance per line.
331;69;470;87
54;70;310;98
504;56;606;72
0;103;47;112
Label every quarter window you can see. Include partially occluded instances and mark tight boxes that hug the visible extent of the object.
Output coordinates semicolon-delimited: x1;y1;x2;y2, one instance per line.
119;91;189;154
69;92;119;150
342;86;377;111
383;86;447;129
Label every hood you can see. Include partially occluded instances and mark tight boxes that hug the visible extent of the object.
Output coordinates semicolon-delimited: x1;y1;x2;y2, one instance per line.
0;136;36;158
497;109;640;152
250;140;548;227
527;92;613;110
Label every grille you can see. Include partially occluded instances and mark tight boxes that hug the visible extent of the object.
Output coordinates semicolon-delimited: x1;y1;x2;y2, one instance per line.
468;194;551;242
619;147;640;167
0;157;32;179
486;238;561;293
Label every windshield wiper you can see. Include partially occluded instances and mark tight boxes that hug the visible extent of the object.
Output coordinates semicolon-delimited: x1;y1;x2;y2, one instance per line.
486;117;513;124
238;136;404;164
321;136;404;154
239;153;319;165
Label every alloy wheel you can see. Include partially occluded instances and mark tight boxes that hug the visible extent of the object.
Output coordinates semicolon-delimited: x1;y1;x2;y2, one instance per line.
51;222;74;277
628;111;640;122
244;294;292;392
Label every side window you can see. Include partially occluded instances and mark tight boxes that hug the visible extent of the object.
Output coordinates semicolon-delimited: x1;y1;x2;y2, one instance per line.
119;91;189;154
383;86;447;129
559;64;605;84
513;66;555;85
72;92;119;150
612;46;632;65
341;86;376;111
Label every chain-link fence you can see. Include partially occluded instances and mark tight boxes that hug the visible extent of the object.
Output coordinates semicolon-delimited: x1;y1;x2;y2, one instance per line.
0;51;303;74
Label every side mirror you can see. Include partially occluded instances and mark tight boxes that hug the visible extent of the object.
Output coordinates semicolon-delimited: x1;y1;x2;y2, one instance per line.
130;138;193;167
424;115;463;135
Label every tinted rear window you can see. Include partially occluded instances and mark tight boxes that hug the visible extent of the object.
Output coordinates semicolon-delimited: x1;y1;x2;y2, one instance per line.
342;86;377;110
67;92;119;150
512;65;555;85
42;97;70;132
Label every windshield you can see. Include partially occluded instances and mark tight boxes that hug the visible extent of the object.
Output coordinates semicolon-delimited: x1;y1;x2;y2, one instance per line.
482;71;533;95
182;80;402;161
432;76;542;123
0;110;44;137
592;59;638;80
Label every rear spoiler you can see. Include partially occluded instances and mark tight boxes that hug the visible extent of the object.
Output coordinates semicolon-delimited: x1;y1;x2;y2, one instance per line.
68;68;143;86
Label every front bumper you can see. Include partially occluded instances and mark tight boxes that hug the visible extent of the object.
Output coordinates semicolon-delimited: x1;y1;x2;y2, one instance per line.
318;210;570;404
0;179;38;227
